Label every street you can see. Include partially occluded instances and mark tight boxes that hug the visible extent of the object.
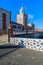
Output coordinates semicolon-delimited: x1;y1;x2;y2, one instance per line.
0;48;43;65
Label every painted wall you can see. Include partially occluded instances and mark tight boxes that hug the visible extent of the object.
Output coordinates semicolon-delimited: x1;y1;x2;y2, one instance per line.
10;37;43;51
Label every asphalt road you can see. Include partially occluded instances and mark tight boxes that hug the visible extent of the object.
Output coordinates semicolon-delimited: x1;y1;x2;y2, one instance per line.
0;48;43;65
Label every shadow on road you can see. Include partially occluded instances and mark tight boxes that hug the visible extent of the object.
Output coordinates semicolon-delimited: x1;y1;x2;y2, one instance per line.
0;46;21;59
0;45;21;49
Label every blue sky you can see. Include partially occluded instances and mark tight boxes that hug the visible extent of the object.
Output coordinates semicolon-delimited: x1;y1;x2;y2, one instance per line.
0;0;43;29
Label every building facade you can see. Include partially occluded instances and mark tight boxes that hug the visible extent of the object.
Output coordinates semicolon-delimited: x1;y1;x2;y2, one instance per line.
16;7;28;30
27;23;34;32
0;8;11;35
10;22;23;31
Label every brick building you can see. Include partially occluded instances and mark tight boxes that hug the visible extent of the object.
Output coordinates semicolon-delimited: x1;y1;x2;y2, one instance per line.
0;8;11;35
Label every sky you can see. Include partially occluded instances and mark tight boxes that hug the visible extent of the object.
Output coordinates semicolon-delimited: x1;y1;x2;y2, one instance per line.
0;0;43;29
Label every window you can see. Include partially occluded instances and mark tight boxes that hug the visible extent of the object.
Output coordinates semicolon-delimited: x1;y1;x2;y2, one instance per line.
18;26;21;29
13;25;16;28
19;18;21;20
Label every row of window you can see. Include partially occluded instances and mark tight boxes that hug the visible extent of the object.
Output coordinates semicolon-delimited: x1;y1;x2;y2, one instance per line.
13;25;22;29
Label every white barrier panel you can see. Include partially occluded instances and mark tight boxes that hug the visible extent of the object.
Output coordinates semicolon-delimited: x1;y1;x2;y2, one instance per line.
10;37;43;51
13;32;26;35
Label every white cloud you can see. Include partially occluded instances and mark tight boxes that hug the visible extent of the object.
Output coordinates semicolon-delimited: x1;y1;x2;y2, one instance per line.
28;14;34;19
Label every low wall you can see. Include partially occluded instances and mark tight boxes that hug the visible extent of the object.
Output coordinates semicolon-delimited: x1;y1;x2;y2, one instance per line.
0;35;8;45
10;37;43;51
0;30;7;35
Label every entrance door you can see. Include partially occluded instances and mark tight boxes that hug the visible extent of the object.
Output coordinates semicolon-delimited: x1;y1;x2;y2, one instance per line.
2;13;6;30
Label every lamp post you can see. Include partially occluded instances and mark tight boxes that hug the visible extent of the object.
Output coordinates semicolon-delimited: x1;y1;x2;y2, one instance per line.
8;24;11;43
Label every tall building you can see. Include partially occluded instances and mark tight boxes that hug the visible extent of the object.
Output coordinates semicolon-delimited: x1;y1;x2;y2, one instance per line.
16;7;28;30
0;7;34;35
0;8;11;34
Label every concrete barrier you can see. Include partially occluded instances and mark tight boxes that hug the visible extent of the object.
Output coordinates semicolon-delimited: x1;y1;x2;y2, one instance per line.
10;37;43;51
